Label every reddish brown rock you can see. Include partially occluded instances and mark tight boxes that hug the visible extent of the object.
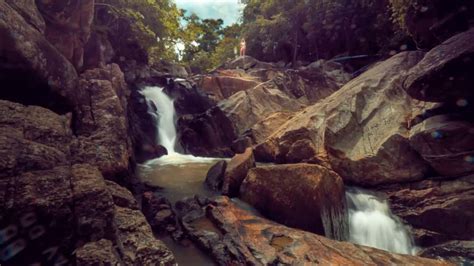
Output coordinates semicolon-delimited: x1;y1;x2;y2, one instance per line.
179;196;450;265
257;52;434;186
222;148;256;197
240;164;348;240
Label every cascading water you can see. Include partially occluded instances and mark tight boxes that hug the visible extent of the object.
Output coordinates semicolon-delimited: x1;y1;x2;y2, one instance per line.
140;86;216;165
346;188;417;255
140;86;178;154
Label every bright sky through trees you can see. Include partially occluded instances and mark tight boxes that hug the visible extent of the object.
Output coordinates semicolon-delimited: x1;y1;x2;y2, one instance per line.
174;0;244;26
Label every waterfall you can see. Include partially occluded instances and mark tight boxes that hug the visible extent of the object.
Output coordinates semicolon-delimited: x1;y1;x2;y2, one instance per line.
140;86;216;165
346;188;417;255
141;86;178;154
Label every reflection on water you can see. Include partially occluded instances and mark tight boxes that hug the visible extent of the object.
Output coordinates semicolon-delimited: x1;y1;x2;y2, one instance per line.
138;154;222;266
138;155;221;204
161;236;216;266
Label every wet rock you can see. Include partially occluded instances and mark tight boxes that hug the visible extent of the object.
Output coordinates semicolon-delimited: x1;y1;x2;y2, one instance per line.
165;79;216;115
240;164;348;240
257;52;434;186
113;206;175;265
177;106;236;157
404;28;474;103
106;180;139;210
180;196;449;265
204;160;227;191
231;136;253;154
222;148;256;197
142;192;176;234
419;240;474;265
409;115;474;177
75;239;121;265
382;174;474;246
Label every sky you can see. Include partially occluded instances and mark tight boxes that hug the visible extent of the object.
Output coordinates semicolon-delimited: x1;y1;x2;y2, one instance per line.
174;0;244;26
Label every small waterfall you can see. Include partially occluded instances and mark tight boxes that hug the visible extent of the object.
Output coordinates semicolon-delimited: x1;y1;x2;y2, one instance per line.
346;188;417;255
140;86;217;165
141;86;178;154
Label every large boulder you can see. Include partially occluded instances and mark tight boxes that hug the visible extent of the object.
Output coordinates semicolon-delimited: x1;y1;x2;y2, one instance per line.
219;84;306;136
256;52;434;186
410;115;474;177
5;0;45;33
404;28;474;103
419;240;474;265
240;164;348;240
177;196;449;265
382;174;474;247
222;148;255;197
177;106;236;157
72;64;132;178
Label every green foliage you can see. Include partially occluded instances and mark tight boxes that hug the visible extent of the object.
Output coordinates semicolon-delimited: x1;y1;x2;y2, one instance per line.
179;14;242;73
241;0;398;62
95;0;181;63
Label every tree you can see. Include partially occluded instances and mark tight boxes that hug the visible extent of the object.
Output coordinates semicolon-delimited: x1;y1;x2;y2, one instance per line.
94;0;181;63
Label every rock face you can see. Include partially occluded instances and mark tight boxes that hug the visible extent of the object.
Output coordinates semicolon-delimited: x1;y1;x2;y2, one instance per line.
382;175;474;247
240;164;348;240
75;239;121;265
178;106;237;157
222;148;256;197
419;240;474;265
410;115;474;177
177;56;349;157
0;100;174;264
36;0;95;70
73;64;132;178
256;52;432;186
177;196;449;265
0;1;79;108
404;28;474;103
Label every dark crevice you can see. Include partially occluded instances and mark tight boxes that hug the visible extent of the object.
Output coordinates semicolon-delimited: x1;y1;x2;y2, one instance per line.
0;67;73;115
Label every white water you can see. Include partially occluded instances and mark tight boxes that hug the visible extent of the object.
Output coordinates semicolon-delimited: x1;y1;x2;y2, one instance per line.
346;188;417;255
140;86;217;165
